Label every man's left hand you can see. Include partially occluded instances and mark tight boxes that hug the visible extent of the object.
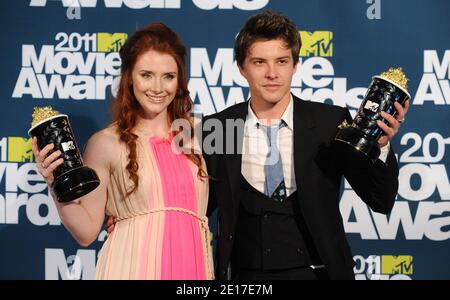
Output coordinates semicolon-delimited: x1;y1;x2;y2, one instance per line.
377;100;410;147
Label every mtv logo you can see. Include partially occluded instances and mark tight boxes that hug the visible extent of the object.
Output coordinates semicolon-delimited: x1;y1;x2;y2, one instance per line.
299;31;333;57
381;255;413;275
61;141;76;152
8;137;33;162
97;33;128;52
364;100;380;112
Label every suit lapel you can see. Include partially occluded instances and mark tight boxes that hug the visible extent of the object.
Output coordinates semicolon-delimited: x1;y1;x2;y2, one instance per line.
224;103;248;211
293;97;316;194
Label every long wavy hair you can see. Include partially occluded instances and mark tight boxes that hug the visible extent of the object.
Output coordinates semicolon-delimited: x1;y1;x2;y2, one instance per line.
111;23;205;196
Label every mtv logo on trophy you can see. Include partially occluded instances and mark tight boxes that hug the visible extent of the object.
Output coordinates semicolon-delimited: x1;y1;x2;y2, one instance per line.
28;106;100;202
335;67;410;163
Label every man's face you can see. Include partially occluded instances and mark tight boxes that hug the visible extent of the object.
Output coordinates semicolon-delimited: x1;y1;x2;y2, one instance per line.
239;38;297;107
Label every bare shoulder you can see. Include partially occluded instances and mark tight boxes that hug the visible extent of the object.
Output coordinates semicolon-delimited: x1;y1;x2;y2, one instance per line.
88;126;120;148
83;126;121;164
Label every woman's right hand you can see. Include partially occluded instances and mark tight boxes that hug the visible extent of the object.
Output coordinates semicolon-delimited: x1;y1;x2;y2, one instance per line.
31;137;64;186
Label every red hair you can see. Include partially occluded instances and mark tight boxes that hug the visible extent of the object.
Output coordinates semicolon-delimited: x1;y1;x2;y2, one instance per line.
111;23;205;196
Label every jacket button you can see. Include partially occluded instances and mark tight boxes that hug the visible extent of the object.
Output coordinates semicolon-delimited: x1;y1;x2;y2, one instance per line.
263;213;270;220
228;234;233;240
297;248;303;254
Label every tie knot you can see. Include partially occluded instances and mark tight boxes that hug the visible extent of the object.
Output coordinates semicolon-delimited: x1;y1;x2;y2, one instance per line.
258;121;286;145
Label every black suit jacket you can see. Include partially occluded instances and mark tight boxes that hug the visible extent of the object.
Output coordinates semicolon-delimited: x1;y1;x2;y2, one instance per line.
202;95;399;280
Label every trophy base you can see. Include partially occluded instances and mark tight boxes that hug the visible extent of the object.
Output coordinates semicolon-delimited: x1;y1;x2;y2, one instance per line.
334;126;380;163
53;166;100;203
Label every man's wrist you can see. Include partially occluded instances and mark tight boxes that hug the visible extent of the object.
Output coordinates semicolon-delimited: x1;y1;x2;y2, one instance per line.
378;142;390;163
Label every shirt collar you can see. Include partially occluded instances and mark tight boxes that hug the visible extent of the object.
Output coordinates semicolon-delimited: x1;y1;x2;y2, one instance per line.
247;94;294;130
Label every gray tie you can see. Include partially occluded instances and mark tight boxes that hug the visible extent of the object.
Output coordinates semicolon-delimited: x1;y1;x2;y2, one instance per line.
259;121;287;201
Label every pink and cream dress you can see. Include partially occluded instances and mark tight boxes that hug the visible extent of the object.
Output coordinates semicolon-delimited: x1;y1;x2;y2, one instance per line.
95;134;213;279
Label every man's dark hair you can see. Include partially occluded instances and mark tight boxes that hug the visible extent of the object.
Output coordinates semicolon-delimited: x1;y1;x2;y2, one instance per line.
234;10;301;67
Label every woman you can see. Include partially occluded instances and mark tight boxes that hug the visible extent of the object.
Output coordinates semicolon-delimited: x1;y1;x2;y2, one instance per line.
32;23;212;280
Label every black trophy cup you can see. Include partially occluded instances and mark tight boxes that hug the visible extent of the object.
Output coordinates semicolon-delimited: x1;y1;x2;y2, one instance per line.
28;107;100;202
334;68;410;163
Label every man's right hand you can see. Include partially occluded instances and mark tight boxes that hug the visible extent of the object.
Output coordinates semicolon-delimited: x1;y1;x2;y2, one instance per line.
106;216;116;235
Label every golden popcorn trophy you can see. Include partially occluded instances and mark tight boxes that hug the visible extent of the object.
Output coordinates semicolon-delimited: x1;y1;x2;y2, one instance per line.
335;68;410;163
28;107;100;202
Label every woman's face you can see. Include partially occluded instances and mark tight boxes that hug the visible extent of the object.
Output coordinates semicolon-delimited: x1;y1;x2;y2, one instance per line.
131;49;178;119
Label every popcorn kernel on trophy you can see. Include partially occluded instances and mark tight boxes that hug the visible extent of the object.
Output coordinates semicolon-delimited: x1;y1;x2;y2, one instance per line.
28;107;100;202
334;67;410;163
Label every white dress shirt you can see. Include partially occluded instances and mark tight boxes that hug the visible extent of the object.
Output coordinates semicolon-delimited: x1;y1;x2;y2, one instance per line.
241;96;390;197
242;97;297;196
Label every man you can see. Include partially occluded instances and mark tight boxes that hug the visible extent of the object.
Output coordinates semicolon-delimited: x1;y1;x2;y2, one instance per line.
202;10;409;280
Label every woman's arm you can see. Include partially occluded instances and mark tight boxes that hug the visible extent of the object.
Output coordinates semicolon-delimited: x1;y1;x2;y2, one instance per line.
32;129;118;246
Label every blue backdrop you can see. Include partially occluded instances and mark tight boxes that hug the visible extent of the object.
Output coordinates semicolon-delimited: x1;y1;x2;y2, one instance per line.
0;0;449;279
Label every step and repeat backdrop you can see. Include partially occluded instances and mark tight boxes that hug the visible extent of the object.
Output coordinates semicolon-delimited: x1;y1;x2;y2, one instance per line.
0;0;449;279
